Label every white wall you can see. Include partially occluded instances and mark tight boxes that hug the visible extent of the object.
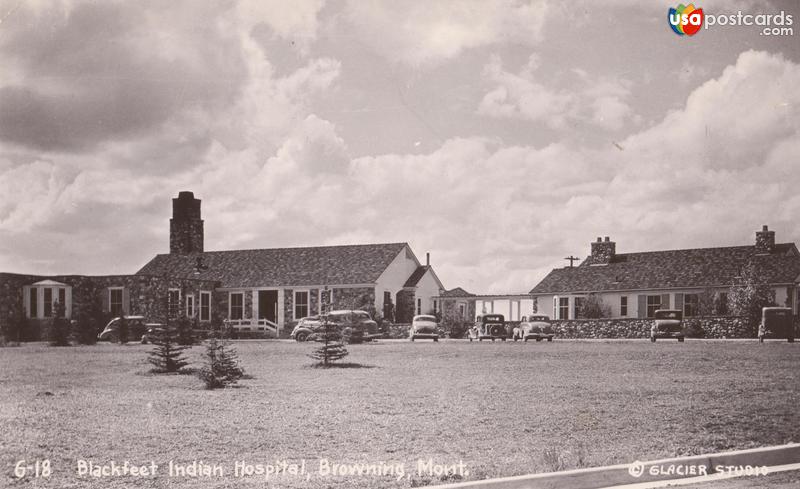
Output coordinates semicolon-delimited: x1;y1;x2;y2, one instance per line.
414;270;442;315
375;245;419;314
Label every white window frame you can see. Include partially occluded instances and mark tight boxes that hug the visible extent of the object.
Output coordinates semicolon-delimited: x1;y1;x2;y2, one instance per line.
229;292;244;320
558;297;569;320
200;291;211;321
294;290;310;320
186;294;195;318
168;288;181;318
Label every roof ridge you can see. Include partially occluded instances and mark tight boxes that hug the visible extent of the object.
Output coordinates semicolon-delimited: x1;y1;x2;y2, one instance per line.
613;242;794;257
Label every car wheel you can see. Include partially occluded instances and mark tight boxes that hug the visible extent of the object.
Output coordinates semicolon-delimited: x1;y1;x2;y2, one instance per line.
650;336;656;342
296;331;309;342
433;337;438;342
536;338;542;342
469;338;473;342
547;337;553;342
501;338;506;342
141;336;148;344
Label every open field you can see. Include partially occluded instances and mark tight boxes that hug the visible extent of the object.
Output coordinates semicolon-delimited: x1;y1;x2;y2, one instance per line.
1;339;798;488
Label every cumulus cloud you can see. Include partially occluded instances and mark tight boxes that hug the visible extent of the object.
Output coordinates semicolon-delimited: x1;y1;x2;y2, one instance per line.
342;0;548;66
477;55;637;131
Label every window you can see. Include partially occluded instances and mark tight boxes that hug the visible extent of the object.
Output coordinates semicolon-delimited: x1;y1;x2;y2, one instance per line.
109;288;124;317
416;298;422;315
559;297;569;320
646;295;661;318
29;288;38;319
620;296;628;317
574;297;585;319
44;288;53;317
168;289;180;318
457;302;466;318
229;292;244;320
294;291;309;319
433;300;438;314
58;288;66;309
200;292;211;321
715;292;728;315
186;294;195;318
684;293;699;317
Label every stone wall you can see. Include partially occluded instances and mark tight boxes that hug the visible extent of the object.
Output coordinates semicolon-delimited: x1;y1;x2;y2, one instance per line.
550;315;763;339
395;289;415;323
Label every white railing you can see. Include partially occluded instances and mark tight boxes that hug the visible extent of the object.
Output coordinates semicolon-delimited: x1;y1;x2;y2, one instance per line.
225;318;279;336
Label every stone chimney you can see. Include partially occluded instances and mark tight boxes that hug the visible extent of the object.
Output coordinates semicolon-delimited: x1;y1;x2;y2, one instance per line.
169;191;204;254
589;236;616;265
754;225;775;254
426;252;430;267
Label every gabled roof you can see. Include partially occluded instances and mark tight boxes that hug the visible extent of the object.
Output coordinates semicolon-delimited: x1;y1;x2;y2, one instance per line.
137;243;408;288
530;243;800;295
439;287;475;298
403;265;447;291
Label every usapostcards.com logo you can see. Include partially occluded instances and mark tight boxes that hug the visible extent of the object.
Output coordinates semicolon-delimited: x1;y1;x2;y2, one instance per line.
669;4;795;37
668;4;704;36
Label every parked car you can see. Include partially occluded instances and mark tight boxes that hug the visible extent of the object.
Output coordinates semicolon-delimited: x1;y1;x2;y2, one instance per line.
467;314;507;342
409;315;440;342
289;316;321;342
513;315;554;342
650;309;685;342
758;307;794;343
291;310;380;343
98;316;156;343
140;325;165;344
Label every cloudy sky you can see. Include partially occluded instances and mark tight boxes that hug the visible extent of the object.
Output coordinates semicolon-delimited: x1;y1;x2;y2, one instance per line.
1;0;798;294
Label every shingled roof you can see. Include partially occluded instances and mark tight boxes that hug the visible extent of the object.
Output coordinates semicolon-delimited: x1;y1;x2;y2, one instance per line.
137;243;409;288
530;243;800;295
438;287;476;298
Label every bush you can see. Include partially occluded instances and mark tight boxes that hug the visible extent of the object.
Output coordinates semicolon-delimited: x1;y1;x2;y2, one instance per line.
683;320;705;338
198;338;245;389
576;293;611;319
175;316;195;346
49;302;70;347
148;321;190;373
73;297;102;345
1;299;26;344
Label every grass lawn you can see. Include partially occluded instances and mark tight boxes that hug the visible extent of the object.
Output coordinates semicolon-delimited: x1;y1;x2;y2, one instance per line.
1;339;798;488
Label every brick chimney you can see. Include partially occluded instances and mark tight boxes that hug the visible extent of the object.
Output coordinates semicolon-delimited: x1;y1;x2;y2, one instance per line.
754;225;775;254
589;236;616;265
169;191;204;254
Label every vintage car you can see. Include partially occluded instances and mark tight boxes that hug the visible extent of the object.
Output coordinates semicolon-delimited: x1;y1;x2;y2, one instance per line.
650;309;685;342
409;315;440;342
97;316;158;343
291;310;381;343
467;314;507;342
758;307;794;343
513;315;554;342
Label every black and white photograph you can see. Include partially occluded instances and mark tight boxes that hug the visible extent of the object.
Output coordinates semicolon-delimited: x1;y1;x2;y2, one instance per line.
1;1;799;488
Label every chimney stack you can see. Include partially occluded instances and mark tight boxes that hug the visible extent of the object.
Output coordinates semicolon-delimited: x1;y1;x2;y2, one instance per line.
169;191;204;254
590;236;616;265
755;225;775;254
426;252;430;267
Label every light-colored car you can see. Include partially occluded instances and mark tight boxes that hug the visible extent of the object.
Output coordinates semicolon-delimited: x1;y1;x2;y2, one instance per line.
513;315;554;342
289;316;321;342
650;309;685;342
409;315;439;342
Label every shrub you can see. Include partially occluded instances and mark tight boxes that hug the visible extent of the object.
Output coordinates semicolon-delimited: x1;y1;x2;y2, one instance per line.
683;320;705;338
49;302;71;346
576;293;611;319
175;316;195;346
198;338;245;389
148;321;190;373
73;296;102;345
1;299;25;345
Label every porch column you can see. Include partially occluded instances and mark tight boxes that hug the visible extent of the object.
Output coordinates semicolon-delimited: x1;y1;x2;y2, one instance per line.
252;290;259;326
277;289;285;332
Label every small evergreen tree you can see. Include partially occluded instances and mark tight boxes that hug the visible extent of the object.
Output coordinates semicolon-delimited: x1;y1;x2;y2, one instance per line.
2;298;25;345
49;302;70;346
148;320;189;373
198;338;245;389
308;291;348;367
175;315;195;346
73;297;101;345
